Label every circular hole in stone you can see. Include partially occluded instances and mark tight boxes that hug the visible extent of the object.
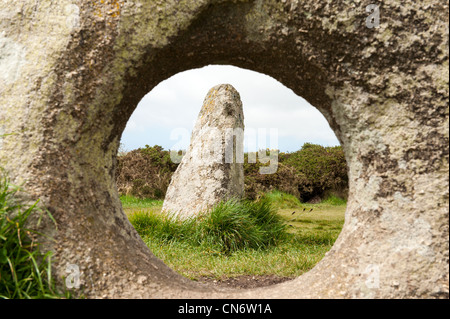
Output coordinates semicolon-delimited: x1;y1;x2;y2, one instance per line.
117;65;347;290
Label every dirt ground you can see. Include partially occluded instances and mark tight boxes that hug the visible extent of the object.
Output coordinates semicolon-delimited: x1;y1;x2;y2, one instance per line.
196;275;295;289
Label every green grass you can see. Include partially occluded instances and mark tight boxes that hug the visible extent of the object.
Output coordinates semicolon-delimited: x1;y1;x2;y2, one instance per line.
120;195;164;217
120;194;164;208
123;191;346;281
128;198;286;254
321;194;347;206
0;170;68;299
259;190;301;209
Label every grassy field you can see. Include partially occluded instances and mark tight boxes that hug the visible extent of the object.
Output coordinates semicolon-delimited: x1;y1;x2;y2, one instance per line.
121;191;346;284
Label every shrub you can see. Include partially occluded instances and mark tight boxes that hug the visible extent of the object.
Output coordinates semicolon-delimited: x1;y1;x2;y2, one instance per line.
117;143;349;203
282;143;348;202
116;145;179;199
243;151;301;200
243;144;348;202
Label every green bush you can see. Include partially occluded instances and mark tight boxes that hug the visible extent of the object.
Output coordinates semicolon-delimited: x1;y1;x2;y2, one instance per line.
117;143;348;203
282;143;348;202
116;145;179;199
243;144;348;202
243;151;302;200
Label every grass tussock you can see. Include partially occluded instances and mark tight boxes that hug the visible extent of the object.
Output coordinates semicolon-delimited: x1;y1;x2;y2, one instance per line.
129;197;286;254
0;170;67;299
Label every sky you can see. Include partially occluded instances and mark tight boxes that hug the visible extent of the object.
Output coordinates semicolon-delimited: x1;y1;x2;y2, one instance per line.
120;65;340;153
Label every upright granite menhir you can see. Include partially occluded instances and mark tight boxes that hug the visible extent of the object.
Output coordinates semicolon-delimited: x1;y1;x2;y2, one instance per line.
162;84;245;219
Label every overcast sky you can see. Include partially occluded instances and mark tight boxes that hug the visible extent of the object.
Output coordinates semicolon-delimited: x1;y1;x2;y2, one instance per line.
120;65;340;153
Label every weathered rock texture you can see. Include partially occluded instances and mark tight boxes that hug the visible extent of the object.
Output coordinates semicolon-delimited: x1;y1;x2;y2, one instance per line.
0;1;448;298
162;84;244;219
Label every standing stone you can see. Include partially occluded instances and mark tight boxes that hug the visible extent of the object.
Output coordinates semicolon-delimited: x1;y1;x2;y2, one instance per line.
162;84;244;219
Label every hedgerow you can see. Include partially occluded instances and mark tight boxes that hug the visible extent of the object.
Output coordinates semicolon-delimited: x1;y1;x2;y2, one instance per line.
116;143;348;203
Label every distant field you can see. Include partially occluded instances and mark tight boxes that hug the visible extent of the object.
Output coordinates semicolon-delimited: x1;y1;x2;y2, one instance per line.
120;192;346;287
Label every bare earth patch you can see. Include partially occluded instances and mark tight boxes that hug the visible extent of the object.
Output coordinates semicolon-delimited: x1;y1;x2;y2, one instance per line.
196;275;295;289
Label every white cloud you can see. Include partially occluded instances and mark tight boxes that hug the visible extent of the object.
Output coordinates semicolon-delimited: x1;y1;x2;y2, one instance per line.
121;65;339;152
123;119;139;132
